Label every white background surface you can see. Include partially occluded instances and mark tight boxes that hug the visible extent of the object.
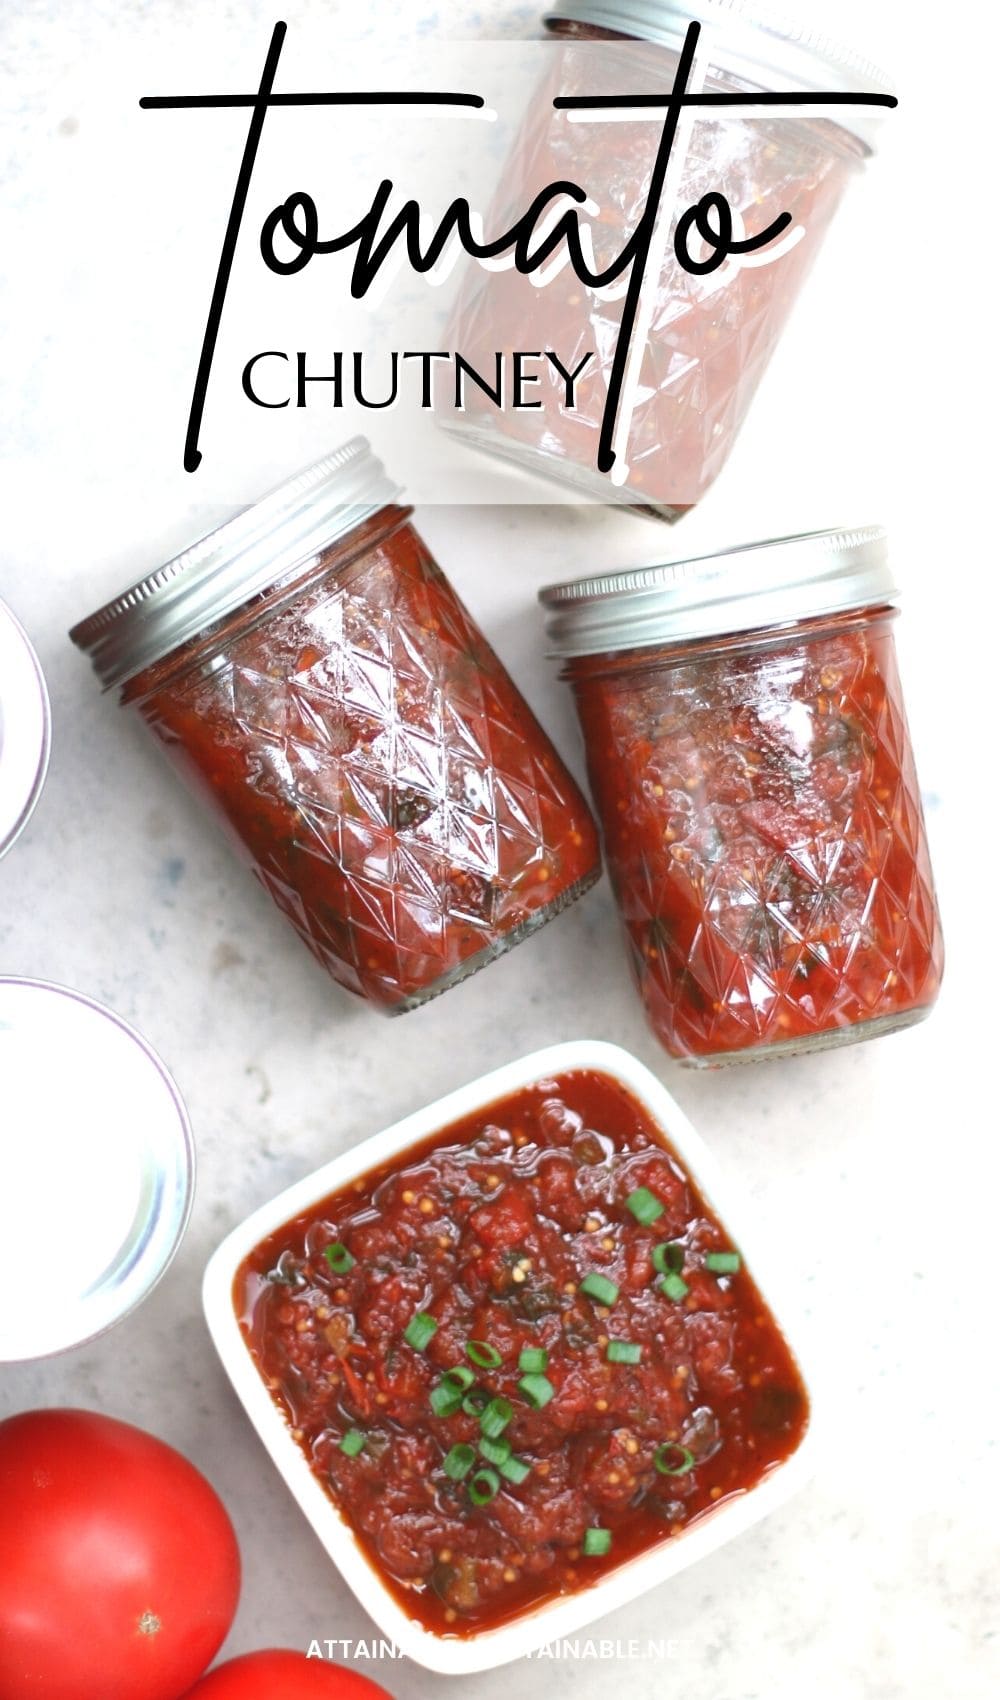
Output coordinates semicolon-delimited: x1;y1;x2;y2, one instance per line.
1;2;998;1697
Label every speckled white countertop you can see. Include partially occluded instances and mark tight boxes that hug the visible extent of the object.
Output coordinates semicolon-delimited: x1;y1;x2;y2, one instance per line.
1;2;997;1697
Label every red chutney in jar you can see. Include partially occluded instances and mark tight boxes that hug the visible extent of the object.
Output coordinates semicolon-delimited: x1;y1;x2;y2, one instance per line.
236;1069;808;1635
72;445;599;1013
445;18;878;517
546;532;944;1064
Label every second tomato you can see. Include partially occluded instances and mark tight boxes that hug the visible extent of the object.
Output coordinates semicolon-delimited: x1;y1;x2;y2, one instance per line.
181;1650;394;1698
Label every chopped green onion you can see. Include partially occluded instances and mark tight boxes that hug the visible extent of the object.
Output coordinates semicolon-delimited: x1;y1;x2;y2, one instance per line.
479;1435;512;1467
468;1467;500;1505
652;1242;685;1275
430;1382;464;1418
626;1187;664;1226
580;1273;620;1306
440;1365;476;1394
323;1242;355;1274
583;1527;612;1556
659;1271;689;1302
705;1250;741;1274
500;1454;531;1485
443;1443;476;1481
606;1340;642;1365
466;1339;503;1369
462;1389;489;1418
480;1396;513;1439
340;1429;365;1457
518;1346;549;1373
654;1442;695;1476
518;1372;555;1409
404;1313;437;1352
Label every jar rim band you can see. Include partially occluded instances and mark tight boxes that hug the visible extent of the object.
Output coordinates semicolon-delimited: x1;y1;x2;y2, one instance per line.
69;438;403;692
539;525;898;657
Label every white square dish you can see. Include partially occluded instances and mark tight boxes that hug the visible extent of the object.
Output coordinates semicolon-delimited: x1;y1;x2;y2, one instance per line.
202;1039;815;1674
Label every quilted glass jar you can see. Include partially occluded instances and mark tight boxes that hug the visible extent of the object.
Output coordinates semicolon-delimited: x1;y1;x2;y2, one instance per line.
541;528;943;1064
70;442;600;1012
446;1;890;517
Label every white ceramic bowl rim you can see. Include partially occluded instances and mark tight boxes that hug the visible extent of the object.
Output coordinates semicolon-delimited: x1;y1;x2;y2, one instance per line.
0;597;50;857
0;976;195;1361
202;1039;815;1675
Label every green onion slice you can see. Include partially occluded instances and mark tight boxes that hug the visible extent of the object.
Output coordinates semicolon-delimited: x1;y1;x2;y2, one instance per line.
430;1382;464;1418
500;1454;531;1485
468;1467;501;1505
462;1389;489;1418
606;1340;642;1365
705;1250;741;1274
518;1346;549;1373
654;1441;695;1476
340;1429;365;1457
440;1365;476;1394
479;1435;513;1467
480;1396;513;1439
443;1443;476;1480
659;1271;689;1302
626;1187;665;1226
580;1272;620;1306
518;1372;555;1409
323;1242;355;1274
466;1339;503;1369
583;1527;612;1556
404;1312;438;1352
652;1242;685;1275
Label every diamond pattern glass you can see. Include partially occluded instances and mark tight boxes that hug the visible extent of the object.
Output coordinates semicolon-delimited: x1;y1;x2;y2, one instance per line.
128;512;600;1011
569;611;943;1063
445;30;862;515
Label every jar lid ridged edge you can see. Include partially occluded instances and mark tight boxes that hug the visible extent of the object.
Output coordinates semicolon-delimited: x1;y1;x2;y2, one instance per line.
69;438;403;692
539;525;898;658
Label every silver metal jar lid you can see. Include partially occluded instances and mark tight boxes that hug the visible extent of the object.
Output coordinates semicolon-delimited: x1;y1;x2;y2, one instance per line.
540;525;896;658
0;979;195;1362
0;598;51;858
544;0;894;151
70;438;402;693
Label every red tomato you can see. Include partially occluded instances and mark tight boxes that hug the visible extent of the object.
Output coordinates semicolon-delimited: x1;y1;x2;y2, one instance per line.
180;1652;394;1698
0;1408;241;1700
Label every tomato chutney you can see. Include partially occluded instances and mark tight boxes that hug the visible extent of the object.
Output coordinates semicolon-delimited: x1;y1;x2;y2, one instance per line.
70;441;600;1011
541;527;943;1063
236;1067;808;1633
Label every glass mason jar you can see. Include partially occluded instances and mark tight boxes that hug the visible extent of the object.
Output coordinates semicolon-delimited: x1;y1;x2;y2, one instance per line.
541;528;944;1065
71;441;600;1013
445;1;890;518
